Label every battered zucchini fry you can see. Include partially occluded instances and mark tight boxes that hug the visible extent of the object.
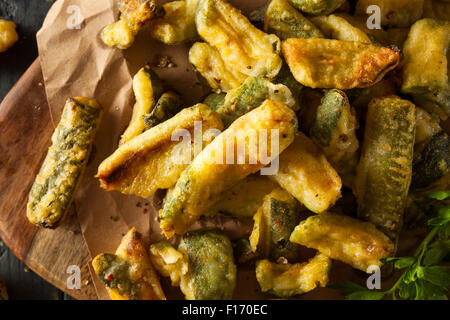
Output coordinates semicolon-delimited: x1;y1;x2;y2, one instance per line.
205;175;279;218
203;92;226;111
196;0;282;79
411;131;450;191
27;98;102;228
310;89;359;187
215;77;297;127
354;96;415;242
355;0;425;27
346;76;398;108
120;66;163;145
255;253;331;297
264;0;324;40
150;229;237;300
401;19;450;119
273;62;304;110
92;228;165;300
249;188;302;262
270;132;342;214
189;42;248;92
101;0;165;49
142;91;184;130
310;14;371;43
160;100;297;238
414;107;442;155
97;104;223;198
0;19;18;52
290;213;395;272
288;0;346;15
281;38;400;89
149;0;199;44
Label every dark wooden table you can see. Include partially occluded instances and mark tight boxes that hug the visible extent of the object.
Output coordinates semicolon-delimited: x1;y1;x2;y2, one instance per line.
0;0;73;300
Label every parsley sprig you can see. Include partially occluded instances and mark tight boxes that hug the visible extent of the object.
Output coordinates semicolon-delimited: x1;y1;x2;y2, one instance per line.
332;190;450;300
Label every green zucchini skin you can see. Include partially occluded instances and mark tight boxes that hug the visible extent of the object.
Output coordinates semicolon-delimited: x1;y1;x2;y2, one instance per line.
179;229;237;300
287;0;346;15
411;131;450;190
248;3;269;29
354;96;415;242
215;77;297;127
273;62;303;111
310;89;359;186
143;91;183;130
401;19;450;118
203;92;226;111
93;253;134;297
250;188;302;263
310;89;346;146
264;0;324;40
27;98;102;228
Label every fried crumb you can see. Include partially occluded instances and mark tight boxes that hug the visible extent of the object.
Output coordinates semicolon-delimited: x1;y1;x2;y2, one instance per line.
154;55;176;68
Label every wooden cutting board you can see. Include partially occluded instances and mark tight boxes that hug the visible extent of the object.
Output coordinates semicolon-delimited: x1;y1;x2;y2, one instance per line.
0;58;97;300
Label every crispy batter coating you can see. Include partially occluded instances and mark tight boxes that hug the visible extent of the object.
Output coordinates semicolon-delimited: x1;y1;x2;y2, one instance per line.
97;104;223;198
92;228;166;300
310;14;371;43
196;0;282;79
160;100;297;238
150;0;199;44
27;98;102;228
270;132;342;213
256;253;331;297
281;38;400;89
0;19;18;52
290;213;395;272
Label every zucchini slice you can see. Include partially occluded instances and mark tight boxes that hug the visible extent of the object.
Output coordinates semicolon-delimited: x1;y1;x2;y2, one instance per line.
150;229;237;300
203;92;226;111
355;0;425;28
142;91;183;130
97;104;223;198
411;131;450;191
255;253;331;297
401;18;450;119
120;66;164;145
270;132;342;213
310;89;359;187
215;77;297;128
149;0;199;44
189;42;248;92
101;0;165;49
264;0;324;40
249;188;302;262
92;228;166;300
195;0;282;79
310;14;371;43
354;96;415;242
27;97;102;228
281;38;400;89
290;213;395;272
287;0;346;15
160;100;297;238
204;174;279;218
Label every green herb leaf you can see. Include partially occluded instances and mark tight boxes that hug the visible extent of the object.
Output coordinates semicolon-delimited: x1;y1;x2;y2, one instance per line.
394;257;416;269
428;190;450;201
416;266;450;288
346;290;385;300
424;240;450;265
429;206;450;226
398;281;416;299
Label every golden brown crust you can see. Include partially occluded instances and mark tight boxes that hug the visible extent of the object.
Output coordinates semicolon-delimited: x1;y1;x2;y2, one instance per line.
281;38;400;89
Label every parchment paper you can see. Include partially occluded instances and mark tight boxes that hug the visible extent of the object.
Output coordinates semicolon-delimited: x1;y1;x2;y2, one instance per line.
36;0;276;300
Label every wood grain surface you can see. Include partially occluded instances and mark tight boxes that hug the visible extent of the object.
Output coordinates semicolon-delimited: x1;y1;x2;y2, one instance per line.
0;59;97;300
